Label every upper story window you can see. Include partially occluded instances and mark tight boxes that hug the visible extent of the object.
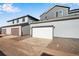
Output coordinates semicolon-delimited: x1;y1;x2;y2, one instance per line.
17;19;19;23
45;16;48;20
56;12;58;17
22;18;25;22
12;21;14;24
56;10;64;17
58;10;64;16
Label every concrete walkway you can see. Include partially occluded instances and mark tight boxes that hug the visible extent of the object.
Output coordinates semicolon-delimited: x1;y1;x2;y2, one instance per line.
0;36;51;56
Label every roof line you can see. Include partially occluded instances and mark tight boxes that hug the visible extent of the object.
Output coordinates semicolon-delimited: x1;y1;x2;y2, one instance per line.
7;15;39;22
70;8;79;11
40;5;70;17
69;8;79;14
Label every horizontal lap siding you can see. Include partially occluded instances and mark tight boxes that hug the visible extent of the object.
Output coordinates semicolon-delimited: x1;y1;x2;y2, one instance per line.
31;19;79;39
22;25;30;36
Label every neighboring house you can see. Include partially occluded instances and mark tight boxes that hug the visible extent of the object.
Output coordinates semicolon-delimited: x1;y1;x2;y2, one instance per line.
30;5;79;39
1;15;39;36
40;5;79;20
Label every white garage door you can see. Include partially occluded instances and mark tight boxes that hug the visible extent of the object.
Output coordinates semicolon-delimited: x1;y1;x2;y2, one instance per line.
32;26;54;39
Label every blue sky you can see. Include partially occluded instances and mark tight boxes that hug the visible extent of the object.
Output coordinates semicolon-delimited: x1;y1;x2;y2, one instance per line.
0;3;79;27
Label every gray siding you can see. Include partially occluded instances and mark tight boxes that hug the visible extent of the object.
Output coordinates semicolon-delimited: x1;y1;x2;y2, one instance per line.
40;13;47;21
22;25;30;35
21;17;38;36
40;7;69;20
69;12;79;16
28;17;39;24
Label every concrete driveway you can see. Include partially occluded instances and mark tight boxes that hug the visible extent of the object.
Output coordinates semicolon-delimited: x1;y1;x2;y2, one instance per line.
0;35;79;56
0;35;51;56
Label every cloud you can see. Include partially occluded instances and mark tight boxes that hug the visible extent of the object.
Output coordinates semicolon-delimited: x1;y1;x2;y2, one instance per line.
0;3;21;13
55;3;79;9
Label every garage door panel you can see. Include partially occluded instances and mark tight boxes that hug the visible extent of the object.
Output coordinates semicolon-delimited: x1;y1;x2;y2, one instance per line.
11;28;19;36
32;27;53;39
2;29;6;34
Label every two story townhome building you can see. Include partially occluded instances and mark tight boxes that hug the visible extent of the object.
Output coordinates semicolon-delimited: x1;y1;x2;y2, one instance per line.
30;5;79;39
1;15;39;36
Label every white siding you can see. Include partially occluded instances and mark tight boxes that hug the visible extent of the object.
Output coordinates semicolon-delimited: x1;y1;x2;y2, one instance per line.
19;18;23;23
14;20;17;24
8;22;13;25
31;19;79;39
25;17;28;22
18;17;29;24
6;27;11;35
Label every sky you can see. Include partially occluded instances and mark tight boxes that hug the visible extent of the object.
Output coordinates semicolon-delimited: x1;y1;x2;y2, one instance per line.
0;3;79;27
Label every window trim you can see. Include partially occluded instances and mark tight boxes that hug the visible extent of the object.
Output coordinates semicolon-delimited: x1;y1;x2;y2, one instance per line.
56;12;58;17
12;21;14;24
45;16;48;20
58;10;64;16
22;17;25;22
17;19;19;23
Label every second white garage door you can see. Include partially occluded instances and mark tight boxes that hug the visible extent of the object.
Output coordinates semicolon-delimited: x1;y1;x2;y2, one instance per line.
32;26;54;39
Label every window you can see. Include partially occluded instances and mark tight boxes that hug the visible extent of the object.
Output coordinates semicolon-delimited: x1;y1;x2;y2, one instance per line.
45;16;48;20
56;10;64;17
59;10;62;13
59;10;64;16
17;19;19;23
22;18;25;22
56;12;58;17
12;21;14;24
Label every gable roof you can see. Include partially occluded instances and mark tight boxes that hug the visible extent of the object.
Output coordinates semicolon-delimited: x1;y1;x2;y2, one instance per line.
7;15;39;22
54;5;70;8
40;5;70;17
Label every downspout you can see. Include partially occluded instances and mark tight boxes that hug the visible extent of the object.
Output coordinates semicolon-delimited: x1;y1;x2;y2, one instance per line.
52;25;55;40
